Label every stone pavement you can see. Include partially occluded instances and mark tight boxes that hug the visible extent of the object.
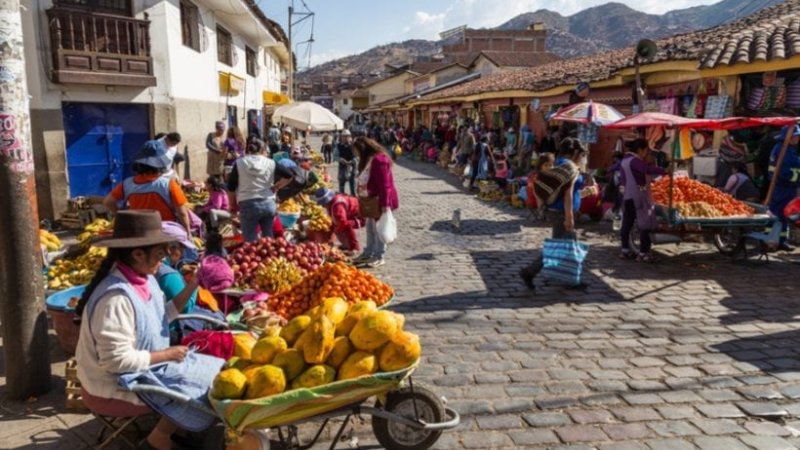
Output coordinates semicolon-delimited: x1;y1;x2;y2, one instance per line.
3;156;800;449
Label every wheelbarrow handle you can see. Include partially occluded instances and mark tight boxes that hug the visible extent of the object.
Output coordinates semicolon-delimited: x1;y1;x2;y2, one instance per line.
359;405;461;430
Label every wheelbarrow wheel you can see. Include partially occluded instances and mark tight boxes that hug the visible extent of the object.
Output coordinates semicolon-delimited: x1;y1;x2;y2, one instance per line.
372;384;445;450
713;227;744;256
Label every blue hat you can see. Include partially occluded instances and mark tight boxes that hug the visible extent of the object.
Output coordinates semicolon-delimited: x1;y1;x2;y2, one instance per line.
134;140;170;169
313;187;335;205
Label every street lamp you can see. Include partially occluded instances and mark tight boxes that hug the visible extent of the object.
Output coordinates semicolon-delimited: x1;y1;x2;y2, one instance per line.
287;0;314;100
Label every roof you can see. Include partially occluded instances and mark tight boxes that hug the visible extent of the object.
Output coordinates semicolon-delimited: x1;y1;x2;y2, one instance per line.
366;72;482;111
421;0;800;102
243;0;288;44
407;63;470;82
472;51;562;68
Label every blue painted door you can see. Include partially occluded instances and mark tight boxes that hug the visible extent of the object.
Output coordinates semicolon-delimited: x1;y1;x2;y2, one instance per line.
62;102;150;197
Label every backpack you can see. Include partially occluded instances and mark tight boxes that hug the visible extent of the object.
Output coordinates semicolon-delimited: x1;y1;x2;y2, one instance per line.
533;160;579;207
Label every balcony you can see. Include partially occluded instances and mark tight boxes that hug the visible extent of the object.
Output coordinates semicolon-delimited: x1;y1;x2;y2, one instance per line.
46;7;156;87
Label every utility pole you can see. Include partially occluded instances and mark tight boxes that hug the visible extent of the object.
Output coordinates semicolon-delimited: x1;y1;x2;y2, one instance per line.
0;0;52;398
286;0;314;100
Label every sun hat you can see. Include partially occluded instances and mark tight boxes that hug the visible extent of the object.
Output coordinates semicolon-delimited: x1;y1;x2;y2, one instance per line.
313;187;335;205
161;221;196;251
95;210;177;248
341;129;351;136
290;146;305;160
134;140;171;169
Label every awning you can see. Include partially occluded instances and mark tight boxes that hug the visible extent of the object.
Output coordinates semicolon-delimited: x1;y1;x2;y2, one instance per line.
219;72;245;95
263;90;289;105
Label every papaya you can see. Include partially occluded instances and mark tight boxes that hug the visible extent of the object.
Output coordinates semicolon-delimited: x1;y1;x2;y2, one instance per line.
379;331;421;372
291;365;336;390
211;368;248;400
232;333;257;359
349;310;399;351
317;297;348;325
225;357;252;371
325;336;351;369
336;300;377;336
280;315;312;346
302;316;335;364
244;365;286;399
251;336;288;365
337;351;377;381
272;349;306;381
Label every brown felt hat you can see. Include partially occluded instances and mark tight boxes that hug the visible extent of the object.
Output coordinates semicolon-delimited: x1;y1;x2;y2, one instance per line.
95;210;177;248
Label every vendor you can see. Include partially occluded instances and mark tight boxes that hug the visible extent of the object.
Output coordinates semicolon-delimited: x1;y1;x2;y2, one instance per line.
768;125;800;251
75;210;223;450
275;146;319;202
723;162;760;203
313;187;364;253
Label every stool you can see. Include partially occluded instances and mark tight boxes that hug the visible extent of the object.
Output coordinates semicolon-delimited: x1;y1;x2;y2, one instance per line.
81;388;154;449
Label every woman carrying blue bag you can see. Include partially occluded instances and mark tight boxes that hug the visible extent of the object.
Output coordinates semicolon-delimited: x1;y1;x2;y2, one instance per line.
520;137;589;291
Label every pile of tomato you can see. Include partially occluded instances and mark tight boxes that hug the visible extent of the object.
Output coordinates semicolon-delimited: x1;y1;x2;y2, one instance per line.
652;177;754;217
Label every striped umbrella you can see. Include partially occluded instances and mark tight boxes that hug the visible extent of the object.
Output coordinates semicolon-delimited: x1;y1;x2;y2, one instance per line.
551;101;625;126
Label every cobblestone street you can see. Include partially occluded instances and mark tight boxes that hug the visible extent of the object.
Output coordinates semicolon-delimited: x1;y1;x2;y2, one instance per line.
4;157;800;449
349;158;800;449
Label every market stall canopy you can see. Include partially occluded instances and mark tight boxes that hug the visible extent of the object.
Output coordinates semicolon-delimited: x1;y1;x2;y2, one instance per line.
604;112;800;130
272;102;344;131
551;101;625;126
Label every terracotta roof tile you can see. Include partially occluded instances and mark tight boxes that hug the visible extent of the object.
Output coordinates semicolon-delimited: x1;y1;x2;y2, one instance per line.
475;51;562;68
420;0;800;102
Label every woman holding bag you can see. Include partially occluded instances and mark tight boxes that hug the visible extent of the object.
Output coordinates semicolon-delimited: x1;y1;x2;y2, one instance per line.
353;137;399;268
613;138;666;262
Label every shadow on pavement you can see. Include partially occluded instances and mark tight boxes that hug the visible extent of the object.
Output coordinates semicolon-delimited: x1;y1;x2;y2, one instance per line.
712;329;800;374
430;219;526;236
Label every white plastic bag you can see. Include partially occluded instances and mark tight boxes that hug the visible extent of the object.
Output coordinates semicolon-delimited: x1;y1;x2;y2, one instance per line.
377;210;397;244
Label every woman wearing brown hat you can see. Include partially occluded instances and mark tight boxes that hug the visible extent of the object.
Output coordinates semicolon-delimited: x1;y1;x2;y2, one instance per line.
74;210;223;450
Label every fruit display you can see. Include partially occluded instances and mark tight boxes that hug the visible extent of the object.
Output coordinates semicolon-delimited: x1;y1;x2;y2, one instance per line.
77;218;113;247
652;177;754;217
39;229;63;252
266;262;393;320
478;190;504;202
278;198;302;214
320;244;348;263
302;202;332;232
210;301;419;401
228;238;325;289
47;246;108;290
253;257;303;294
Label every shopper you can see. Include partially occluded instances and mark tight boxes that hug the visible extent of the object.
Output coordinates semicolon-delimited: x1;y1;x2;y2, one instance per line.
227;139;286;242
104;140;192;234
613;138;666;262
353;137;399;268
206;121;226;177
519;138;587;291
313;187;364;254
321;132;334;164
74;210;222;450
197;175;230;230
338;129;357;195
768;125;800;251
223;125;246;178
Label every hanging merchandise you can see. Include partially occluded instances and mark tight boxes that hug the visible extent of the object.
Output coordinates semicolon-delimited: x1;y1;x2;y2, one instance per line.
679;87;694;117
704;95;732;119
657;91;677;115
672;128;695;161
577;122;598;144
787;79;800;108
643;99;659;112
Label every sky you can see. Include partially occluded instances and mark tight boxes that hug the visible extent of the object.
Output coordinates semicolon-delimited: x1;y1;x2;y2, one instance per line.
259;0;723;69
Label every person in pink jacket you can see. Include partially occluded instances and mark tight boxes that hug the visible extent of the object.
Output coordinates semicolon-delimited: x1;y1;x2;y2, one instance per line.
313;187;364;253
352;137;399;268
196;175;231;230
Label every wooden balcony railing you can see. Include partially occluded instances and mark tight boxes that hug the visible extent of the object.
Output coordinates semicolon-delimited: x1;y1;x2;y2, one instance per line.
46;7;156;86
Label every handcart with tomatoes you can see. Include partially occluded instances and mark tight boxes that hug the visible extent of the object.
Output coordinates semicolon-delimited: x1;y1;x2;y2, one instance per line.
603;113;800;258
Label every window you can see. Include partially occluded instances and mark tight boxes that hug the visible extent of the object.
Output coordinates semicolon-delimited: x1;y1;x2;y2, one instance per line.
246;46;257;77
180;0;200;52
55;0;131;15
343;99;349;105
216;26;232;66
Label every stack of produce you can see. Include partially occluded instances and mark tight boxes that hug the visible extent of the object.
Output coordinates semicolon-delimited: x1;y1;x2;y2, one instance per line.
227;238;325;289
477;181;503;202
47;247;107;290
652;177;754;217
211;298;419;400
320;244;347;262
253;257;303;294
267;262;393;320
301;202;332;232
39;229;63;252
277;198;302;214
77;219;113;247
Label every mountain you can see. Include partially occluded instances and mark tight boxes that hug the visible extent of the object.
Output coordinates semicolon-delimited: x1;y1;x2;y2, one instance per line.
297;0;785;82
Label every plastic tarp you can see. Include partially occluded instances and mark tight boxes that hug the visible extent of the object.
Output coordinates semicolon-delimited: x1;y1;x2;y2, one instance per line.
208;361;417;434
604;112;799;130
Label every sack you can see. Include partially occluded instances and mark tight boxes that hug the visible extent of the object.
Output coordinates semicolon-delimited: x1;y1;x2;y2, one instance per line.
393;143;403;156
533;160;579;206
197;255;234;293
463;164;472;178
634;190;658;231
540;238;589;286
358;195;381;220
377;209;397;244
181;330;234;359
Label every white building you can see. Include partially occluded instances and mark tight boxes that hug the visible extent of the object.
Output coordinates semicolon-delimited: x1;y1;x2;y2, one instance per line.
21;0;291;219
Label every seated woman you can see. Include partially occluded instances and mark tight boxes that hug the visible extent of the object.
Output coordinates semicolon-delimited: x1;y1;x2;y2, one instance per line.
75;210;223;450
723;162;760;203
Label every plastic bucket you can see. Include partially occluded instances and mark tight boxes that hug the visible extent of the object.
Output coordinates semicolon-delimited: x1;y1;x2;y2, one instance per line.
278;212;300;229
46;285;86;355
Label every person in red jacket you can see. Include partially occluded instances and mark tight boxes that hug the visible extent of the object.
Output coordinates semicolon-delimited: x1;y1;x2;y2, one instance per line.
313;187;364;253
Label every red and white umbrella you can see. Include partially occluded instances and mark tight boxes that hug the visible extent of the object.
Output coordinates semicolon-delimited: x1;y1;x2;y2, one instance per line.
551;101;625;126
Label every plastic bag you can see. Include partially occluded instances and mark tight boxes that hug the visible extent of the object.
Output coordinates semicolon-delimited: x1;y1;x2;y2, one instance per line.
540;238;589;286
377;210;397;244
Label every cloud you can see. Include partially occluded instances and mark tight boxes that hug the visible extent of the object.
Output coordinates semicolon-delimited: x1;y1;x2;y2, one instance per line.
403;10;448;39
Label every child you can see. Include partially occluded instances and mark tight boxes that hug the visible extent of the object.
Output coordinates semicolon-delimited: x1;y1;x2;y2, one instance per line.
198;175;230;230
526;153;556;210
492;150;509;189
